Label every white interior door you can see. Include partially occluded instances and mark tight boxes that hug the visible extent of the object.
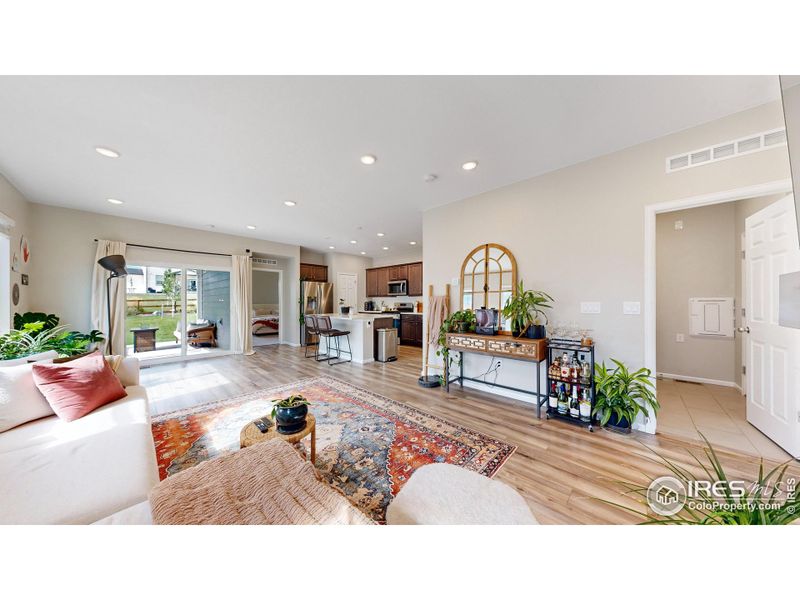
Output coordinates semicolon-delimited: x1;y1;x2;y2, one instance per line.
337;273;357;309
745;194;800;458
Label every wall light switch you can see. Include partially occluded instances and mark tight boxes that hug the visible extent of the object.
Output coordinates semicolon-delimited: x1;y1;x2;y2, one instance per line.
451;277;460;287
674;220;684;231
623;301;641;315
676;333;685;343
580;302;601;314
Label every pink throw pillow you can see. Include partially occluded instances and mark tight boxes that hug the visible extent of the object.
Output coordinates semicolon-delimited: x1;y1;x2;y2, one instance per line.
32;350;127;422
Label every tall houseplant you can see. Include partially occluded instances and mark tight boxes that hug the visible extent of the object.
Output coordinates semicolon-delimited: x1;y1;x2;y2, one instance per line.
501;281;553;339
593;359;659;431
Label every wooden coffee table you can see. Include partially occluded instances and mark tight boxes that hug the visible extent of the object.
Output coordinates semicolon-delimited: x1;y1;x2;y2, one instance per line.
240;413;316;463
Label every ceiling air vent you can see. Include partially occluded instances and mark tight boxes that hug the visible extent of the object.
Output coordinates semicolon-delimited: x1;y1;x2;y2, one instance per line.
666;127;786;173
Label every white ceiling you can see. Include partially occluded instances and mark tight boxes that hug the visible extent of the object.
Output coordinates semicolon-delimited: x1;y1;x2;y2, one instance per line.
0;76;780;258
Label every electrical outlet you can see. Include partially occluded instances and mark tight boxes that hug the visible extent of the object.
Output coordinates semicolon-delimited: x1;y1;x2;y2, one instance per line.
676;333;685;343
580;302;601;314
674;220;684;231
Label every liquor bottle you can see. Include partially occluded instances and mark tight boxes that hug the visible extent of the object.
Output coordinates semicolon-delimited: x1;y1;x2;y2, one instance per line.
560;354;571;379
580;360;592;385
570;356;580;380
550;358;560;379
579;388;592;422
548;381;559;409
557;384;568;415
569;385;580;418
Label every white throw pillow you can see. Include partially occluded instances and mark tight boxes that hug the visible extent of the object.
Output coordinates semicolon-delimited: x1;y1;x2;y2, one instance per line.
0;363;55;432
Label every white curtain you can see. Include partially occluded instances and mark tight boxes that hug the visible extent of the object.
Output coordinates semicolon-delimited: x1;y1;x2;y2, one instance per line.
91;240;127;355
230;254;254;355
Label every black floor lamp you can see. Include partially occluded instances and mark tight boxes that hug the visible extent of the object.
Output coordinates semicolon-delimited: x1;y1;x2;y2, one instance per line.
97;254;128;354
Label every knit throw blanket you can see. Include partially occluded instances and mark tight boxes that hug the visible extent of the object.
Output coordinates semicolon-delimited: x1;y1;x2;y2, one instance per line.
149;439;373;525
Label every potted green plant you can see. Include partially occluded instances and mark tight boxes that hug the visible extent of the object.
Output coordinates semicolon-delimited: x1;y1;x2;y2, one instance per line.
593;359;659;431
271;394;310;433
450;309;477;333
501;281;553;339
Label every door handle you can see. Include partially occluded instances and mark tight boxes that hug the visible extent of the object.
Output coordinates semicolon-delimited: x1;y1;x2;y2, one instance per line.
737;326;750;333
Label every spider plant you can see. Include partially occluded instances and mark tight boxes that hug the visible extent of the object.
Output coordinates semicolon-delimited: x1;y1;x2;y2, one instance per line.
593;359;659;429
501;281;553;337
603;434;800;524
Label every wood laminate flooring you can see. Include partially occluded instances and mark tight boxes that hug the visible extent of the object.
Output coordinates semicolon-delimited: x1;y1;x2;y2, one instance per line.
141;344;799;524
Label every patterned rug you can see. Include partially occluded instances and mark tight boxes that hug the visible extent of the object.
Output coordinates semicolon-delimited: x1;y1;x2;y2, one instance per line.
151;376;516;522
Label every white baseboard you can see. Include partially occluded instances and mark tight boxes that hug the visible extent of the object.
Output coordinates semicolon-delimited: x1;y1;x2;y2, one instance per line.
658;372;738;388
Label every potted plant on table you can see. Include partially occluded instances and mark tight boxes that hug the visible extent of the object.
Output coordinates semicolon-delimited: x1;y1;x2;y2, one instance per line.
593;359;659;432
271;394;311;434
449;309;477;333
501;281;554;339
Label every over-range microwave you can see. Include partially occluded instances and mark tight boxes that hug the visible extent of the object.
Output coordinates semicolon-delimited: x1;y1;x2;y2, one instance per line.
387;279;407;296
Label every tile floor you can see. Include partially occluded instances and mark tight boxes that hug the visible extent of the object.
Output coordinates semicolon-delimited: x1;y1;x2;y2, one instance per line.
656;378;792;462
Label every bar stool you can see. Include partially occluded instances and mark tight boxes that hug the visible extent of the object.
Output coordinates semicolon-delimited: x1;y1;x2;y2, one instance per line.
304;315;328;361
316;315;352;365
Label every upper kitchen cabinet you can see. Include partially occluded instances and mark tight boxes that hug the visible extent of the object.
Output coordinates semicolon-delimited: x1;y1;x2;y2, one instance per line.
407;262;423;296
366;268;379;297
366;261;423;297
300;263;328;282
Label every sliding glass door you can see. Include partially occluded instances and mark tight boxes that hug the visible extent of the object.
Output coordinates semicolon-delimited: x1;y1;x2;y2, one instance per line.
124;263;230;362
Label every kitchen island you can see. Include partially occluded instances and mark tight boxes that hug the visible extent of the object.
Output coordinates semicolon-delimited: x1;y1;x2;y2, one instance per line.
316;313;396;363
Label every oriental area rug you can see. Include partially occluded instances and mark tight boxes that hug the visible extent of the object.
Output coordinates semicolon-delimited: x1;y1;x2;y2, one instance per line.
151;376;516;522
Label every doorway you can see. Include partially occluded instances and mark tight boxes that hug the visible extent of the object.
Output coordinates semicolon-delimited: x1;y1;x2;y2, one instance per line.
124;263;231;363
252;268;282;347
337;272;357;312
645;179;798;459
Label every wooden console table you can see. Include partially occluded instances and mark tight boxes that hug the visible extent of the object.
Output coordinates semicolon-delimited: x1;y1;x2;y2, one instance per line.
444;332;548;418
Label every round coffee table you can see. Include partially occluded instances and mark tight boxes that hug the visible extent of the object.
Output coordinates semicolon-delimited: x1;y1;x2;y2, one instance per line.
240;413;316;463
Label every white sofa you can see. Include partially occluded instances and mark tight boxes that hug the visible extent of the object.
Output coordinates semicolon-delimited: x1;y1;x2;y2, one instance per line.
0;356;159;524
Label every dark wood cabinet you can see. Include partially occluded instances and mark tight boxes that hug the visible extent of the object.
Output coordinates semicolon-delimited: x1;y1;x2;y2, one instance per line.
366;261;423;298
407;262;423;296
366;268;379;297
376;267;389;297
300;263;328;282
400;313;423;346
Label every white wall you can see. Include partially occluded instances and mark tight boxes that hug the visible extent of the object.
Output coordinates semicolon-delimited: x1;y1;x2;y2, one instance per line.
371;248;422;268
422;101;792;408
28;203;302;344
656;203;737;383
0;173;33;322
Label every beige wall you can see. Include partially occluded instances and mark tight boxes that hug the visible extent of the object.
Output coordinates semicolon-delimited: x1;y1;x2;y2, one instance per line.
28;203;302;344
422;101;792;415
300;248;326;264
252;269;280;305
656;204;737;383
371;248;423;268
0;173;33;322
323;252;373;309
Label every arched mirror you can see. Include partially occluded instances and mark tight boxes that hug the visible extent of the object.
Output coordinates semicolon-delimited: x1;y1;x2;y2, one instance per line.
460;243;517;332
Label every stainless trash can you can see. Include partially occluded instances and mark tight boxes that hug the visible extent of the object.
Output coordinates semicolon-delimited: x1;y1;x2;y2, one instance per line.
376;328;398;362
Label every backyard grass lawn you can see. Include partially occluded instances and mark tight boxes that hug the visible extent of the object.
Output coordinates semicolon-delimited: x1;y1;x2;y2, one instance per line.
125;313;197;344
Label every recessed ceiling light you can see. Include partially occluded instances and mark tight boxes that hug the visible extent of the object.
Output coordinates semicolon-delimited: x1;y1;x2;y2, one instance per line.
106;198;124;205
246;225;256;230
284;200;297;207
350;240;357;244
409;241;417;245
95;146;120;158
360;155;377;165
377;232;385;237
424;173;438;182
328;245;335;250
461;160;478;171
360;251;366;255
382;246;389;251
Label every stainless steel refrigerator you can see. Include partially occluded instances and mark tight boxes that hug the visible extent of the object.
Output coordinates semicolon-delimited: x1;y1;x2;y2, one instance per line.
300;281;334;346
